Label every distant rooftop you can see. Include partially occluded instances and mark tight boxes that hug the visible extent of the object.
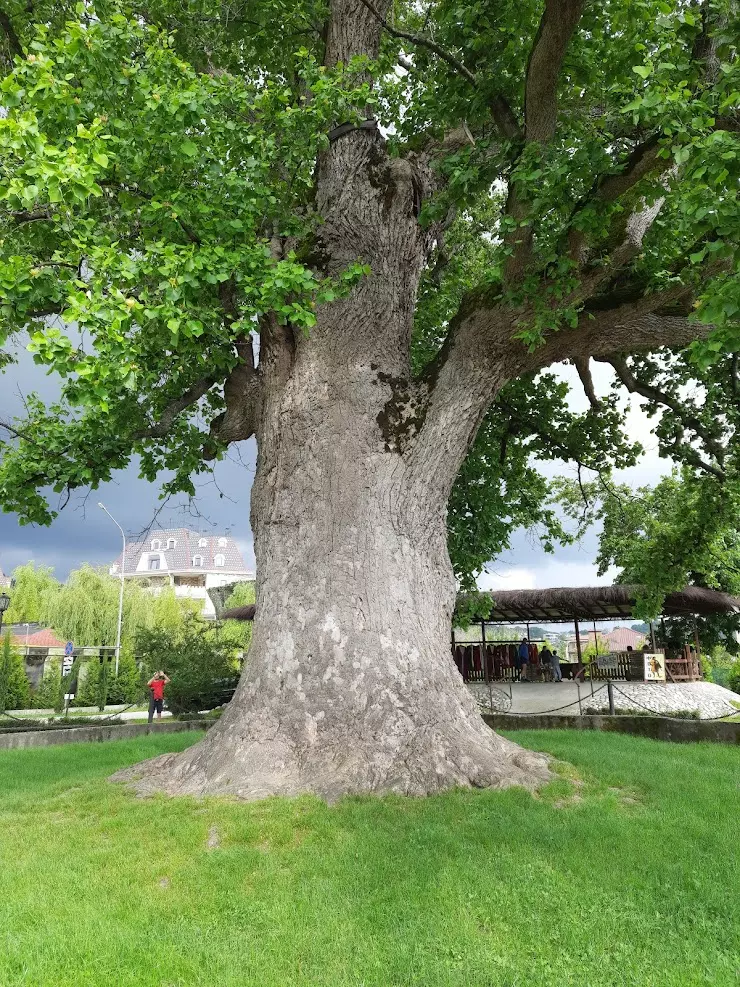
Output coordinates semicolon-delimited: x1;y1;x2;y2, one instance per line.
111;527;252;576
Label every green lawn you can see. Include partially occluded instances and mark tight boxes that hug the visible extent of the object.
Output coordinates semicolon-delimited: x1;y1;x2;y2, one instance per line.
0;731;737;987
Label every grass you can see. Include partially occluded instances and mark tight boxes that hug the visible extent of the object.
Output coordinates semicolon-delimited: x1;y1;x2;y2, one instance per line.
0;731;737;987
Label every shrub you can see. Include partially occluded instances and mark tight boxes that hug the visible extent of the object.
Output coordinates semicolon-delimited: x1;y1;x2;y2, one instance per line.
0;635;31;712
728;662;740;696
134;619;239;715
107;650;145;705
31;660;62;710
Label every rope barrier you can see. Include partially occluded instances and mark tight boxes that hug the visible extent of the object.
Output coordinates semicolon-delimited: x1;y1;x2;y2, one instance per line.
611;684;737;722
487;683;608;716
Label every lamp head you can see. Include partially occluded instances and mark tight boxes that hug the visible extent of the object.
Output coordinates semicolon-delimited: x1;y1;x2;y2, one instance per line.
0;592;10;614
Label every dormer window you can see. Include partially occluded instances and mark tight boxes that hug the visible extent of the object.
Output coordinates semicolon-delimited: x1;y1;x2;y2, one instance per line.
148;556;161;571
215;553;225;567
198;538;207;548
167;538;176;549
218;537;227;547
192;555;203;567
151;539;161;550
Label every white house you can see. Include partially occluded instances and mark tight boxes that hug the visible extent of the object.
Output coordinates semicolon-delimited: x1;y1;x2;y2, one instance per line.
109;528;254;617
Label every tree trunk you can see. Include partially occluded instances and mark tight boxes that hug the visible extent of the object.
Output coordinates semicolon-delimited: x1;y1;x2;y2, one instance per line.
115;340;551;800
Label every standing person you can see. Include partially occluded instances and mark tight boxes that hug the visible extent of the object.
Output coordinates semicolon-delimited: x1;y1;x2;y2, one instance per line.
518;638;530;682
550;649;563;682
147;670;170;723
540;643;552;680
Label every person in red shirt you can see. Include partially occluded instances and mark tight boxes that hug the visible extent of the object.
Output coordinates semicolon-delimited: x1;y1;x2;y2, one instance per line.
147;670;170;723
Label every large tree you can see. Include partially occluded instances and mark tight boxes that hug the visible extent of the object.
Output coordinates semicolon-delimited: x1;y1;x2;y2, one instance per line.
1;0;738;798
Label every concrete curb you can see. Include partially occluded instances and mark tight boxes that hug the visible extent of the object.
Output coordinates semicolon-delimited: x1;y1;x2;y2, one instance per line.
0;719;212;750
483;712;740;744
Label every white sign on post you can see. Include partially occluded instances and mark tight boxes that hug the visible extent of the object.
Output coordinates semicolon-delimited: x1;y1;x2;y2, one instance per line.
643;652;666;682
62;655;74;676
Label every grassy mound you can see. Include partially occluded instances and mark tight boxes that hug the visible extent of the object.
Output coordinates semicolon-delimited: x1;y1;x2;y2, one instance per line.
0;730;737;986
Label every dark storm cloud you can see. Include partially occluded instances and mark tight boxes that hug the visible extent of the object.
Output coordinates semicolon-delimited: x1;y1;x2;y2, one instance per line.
0;340;256;579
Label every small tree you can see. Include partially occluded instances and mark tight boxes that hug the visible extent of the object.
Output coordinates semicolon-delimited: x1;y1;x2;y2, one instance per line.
78;657;111;711
108;649;145;705
0;635;31;713
31;660;62;711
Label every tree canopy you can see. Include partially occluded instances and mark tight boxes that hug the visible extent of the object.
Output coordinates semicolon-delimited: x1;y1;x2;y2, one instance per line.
1;0;738;588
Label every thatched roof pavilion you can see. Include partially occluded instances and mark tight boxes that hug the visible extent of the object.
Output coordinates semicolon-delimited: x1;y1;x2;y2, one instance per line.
220;586;740;625
478;585;740;624
220;603;256;621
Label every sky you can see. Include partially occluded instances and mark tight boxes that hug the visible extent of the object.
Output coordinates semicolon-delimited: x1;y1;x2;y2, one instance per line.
0;339;669;585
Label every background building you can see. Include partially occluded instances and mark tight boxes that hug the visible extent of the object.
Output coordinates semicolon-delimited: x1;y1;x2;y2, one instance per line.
0;560;11;588
110;528;254;617
565;626;646;660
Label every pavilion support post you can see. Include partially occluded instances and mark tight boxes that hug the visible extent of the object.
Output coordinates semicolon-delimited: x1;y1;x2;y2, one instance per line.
481;619;489;684
574;618;583;681
692;618;701;681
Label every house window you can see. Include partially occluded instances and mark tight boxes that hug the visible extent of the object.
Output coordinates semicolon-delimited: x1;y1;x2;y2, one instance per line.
215;553;225;567
198;538;207;547
151;539;161;550
218;537;227;547
167;538;176;549
192;555;203;567
148;556;160;571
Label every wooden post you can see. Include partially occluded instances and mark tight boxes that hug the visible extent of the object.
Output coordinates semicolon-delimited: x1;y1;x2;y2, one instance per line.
692;618;701;681
649;621;657;652
481;619;489;683
574;617;583;681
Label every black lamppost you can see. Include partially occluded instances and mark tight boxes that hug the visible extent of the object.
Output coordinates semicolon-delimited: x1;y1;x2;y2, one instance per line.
0;591;10;636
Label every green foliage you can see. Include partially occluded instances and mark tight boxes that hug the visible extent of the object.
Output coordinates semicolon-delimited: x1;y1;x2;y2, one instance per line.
134;618;238;714
45;565;154;648
78;656;110;711
30;658;61;710
0;634;30;711
107;649;145;705
218;580;256;651
0;1;738;591
707;644;737;689
3;562;58;624
728;660;740;696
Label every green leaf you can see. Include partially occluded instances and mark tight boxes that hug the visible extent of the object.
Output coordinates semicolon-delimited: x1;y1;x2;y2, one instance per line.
181;140;198;157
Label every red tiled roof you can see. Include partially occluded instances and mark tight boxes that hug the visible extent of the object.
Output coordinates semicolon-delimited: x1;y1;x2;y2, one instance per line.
10;628;65;648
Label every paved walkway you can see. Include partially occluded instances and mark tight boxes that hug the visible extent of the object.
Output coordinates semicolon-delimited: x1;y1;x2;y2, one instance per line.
468;681;739;719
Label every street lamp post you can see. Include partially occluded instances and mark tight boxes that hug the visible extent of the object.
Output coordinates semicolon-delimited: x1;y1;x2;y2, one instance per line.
98;503;125;676
0;591;10;637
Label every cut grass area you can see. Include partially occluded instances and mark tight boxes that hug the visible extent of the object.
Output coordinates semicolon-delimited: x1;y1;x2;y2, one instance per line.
0;730;738;987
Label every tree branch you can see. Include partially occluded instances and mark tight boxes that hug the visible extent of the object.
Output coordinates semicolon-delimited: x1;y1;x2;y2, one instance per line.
573;356;599;409
356;0;521;140
137;377;220;439
523;0;585;143
566;135;668;263
503;0;585;280
596;354;726;469
0;5;23;57
356;0;476;85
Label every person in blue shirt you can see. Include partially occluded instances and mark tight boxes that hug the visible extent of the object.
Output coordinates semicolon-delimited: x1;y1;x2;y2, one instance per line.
517;638;530;682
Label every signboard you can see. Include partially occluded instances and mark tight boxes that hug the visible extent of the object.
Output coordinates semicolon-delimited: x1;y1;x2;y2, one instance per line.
596;653;619;671
643;652;666;682
64;641;74;657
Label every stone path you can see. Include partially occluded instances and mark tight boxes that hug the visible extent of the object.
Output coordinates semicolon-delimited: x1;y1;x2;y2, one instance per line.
467;681;739;719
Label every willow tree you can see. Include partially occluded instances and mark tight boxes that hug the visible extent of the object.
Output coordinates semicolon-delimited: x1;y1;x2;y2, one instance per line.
1;0;738;798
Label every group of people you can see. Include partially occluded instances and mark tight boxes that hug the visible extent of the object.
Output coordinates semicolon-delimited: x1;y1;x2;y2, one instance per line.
516;638;563;682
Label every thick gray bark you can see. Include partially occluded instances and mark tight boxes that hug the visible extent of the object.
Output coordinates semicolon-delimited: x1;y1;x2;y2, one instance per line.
115;331;550;799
